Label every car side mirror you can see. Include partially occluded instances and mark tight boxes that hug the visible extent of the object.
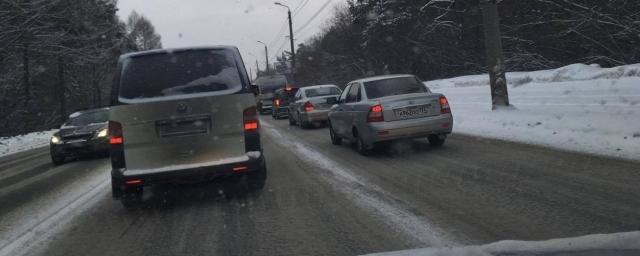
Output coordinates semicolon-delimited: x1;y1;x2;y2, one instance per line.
326;97;338;105
250;84;259;95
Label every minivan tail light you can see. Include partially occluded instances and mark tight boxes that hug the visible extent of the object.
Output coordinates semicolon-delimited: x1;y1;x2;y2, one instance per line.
109;121;123;145
304;101;314;112
243;106;259;132
439;96;451;114
367;105;384;122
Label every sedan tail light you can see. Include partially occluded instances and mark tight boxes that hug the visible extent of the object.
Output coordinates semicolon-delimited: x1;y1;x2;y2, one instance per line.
109;121;124;145
367;104;384;122
439;96;451;114
243;106;259;131
304;101;314;112
275;99;281;107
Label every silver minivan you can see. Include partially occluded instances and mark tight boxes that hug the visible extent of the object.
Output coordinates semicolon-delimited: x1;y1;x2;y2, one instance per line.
327;75;453;155
109;46;266;207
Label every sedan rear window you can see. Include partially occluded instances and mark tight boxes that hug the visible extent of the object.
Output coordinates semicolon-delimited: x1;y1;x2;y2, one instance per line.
305;87;341;98
364;77;428;99
118;49;242;103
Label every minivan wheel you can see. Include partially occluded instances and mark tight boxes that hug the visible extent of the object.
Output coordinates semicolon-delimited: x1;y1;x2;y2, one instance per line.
428;135;446;147
51;154;65;166
247;166;267;191
329;125;342;145
120;187;143;209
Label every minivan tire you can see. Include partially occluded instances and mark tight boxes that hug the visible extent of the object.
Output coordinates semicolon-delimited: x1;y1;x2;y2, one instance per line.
247;166;267;191
120;187;143;209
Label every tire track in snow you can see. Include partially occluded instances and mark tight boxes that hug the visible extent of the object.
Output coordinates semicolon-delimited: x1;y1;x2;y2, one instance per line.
261;120;460;247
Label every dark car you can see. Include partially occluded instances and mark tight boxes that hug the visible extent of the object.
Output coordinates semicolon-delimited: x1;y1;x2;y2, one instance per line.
271;87;299;119
254;75;288;114
108;46;266;207
49;108;110;165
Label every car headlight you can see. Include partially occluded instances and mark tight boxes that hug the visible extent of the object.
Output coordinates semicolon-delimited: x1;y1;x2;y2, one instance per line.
96;128;108;138
51;135;62;144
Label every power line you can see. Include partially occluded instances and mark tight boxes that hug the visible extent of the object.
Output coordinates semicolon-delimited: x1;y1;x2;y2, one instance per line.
292;0;309;17
293;0;333;35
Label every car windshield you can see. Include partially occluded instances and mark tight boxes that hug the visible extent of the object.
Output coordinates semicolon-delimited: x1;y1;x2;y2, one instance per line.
305;87;340;97
66;111;109;126
2;1;640;256
119;49;242;102
364;77;428;99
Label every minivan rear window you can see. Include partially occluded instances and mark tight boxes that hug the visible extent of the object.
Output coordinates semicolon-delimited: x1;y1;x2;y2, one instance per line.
118;49;242;103
364;77;428;99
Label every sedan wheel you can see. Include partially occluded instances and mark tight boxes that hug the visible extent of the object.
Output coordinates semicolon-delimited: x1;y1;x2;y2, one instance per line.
428;135;446;146
355;135;371;156
329;124;342;145
51;154;65;165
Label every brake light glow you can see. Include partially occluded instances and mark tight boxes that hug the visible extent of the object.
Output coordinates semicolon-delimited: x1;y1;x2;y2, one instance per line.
109;121;124;145
233;166;248;172
275;99;281;107
367;104;384;122
304;101;314;112
243;106;259;132
439;96;451;114
125;179;142;185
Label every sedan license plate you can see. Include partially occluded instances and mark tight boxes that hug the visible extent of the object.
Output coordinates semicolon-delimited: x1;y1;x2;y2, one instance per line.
394;104;431;119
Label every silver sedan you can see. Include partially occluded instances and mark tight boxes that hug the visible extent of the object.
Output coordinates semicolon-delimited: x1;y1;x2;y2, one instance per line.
327;75;453;155
289;84;342;128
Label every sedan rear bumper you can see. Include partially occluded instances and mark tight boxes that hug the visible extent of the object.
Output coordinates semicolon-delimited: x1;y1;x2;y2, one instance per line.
111;151;265;198
301;109;330;123
362;114;453;143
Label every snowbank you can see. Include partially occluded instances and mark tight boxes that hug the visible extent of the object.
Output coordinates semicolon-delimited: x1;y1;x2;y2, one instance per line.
365;231;640;256
427;63;640;161
0;130;56;158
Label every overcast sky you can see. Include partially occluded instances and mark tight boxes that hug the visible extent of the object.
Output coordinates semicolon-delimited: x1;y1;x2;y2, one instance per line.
116;0;346;78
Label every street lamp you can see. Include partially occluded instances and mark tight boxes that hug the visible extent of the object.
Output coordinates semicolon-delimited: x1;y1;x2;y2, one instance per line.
274;2;295;78
256;40;269;74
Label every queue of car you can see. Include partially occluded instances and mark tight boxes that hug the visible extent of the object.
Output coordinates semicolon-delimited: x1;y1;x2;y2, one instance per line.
48;46;452;207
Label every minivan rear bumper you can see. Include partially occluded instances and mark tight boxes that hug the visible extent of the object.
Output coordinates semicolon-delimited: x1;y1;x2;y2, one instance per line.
111;151;265;197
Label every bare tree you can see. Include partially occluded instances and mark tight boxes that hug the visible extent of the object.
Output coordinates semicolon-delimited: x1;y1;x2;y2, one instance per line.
126;10;162;51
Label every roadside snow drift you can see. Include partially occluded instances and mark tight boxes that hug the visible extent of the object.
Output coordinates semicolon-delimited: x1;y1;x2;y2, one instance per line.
0;130;56;157
427;63;640;161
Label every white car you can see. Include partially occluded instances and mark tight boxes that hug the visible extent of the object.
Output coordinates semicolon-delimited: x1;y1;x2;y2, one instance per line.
327;75;453;155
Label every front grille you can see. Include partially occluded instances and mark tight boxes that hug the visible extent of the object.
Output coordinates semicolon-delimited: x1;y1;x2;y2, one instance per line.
62;133;93;141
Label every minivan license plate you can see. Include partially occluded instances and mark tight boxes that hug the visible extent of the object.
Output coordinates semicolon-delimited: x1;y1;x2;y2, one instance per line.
394;105;431;119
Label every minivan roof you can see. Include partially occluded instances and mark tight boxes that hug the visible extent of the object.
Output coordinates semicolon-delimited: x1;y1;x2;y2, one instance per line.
119;46;240;60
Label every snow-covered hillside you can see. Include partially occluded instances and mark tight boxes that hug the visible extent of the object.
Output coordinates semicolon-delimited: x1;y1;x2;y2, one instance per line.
428;63;640;161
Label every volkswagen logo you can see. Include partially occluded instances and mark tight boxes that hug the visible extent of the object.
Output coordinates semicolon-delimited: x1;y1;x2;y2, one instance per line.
176;102;188;113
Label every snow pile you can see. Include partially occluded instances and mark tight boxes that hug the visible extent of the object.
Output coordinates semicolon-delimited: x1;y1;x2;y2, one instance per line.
365;231;640;256
0;130;57;157
426;63;640;161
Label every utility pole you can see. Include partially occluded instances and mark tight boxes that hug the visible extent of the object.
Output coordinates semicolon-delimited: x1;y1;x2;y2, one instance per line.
255;59;260;77
275;2;295;79
480;0;509;108
257;41;270;74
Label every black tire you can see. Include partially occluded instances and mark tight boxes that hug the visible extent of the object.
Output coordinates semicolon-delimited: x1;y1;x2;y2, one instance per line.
288;114;296;126
355;132;371;156
428;135;446;147
329;124;342;145
298;113;310;129
51;153;65;166
120;187;143;209
247;166;267;191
